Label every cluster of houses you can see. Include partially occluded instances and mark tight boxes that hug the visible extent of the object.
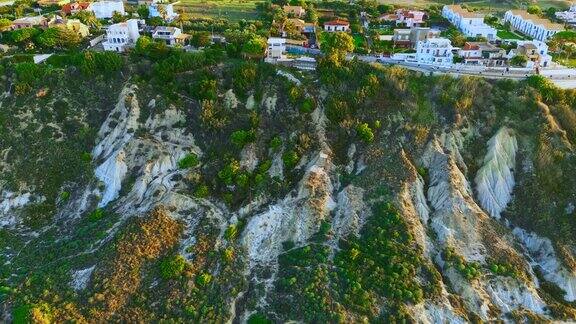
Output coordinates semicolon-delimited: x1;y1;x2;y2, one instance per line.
387;5;557;68
11;14;90;37
555;4;576;25
103;21;188;52
262;4;562;70
6;0;569;71
7;0;184;52
503;10;563;41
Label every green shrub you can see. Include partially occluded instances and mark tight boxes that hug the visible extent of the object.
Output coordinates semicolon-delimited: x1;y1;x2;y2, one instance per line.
282;150;299;169
60;191;70;201
196;272;212;287
225;224;238;240
218;160;240;185
443;248;481;280
194;184;209;198
269;136;282;151
356;123;374;143
178;153;199;169
88;208;105;222
247;313;272;324
231;130;256;148
236;172;250;188
80;152;92;162
159;255;187;279
300;97;315;113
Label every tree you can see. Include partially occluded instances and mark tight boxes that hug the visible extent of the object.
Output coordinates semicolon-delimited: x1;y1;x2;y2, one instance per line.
147;16;164;27
173;10;189;29
178;153;199;169
135;35;153;55
283;20;303;39
356;123;374;143
35;27;59;48
10;27;39;44
230;129;255;148
157;4;167;21
232;62;257;95
377;4;393;14
137;5;149;19
190;74;217;100
159;255;186;279
136;6;150;19
0;18;12;32
527;5;542;15
112;11;125;23
305;5;318;23
241;36;267;59
563;43;576;59
57;27;81;49
321;32;354;64
75;11;100;29
191;31;211;47
510;55;527;67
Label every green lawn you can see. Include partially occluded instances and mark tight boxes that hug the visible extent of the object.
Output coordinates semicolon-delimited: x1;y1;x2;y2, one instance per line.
352;34;365;48
175;0;262;21
497;29;527;40
552;55;576;67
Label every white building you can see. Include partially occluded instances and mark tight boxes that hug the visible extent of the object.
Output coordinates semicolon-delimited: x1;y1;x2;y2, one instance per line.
88;0;125;19
415;37;454;65
323;19;350;32
265;37;287;63
442;5;496;40
149;2;178;21
395;9;426;27
152;26;186;45
507;40;552;68
103;19;139;52
504;10;563;41
556;4;576;24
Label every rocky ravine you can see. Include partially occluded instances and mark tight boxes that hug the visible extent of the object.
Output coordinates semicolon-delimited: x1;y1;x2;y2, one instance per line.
1;79;575;322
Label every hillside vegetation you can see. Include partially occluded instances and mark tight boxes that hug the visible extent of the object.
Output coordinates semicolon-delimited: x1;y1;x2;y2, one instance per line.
0;44;575;322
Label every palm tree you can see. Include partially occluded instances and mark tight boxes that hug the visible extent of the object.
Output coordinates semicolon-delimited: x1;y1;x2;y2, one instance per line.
173;10;188;30
83;12;101;31
158;5;167;21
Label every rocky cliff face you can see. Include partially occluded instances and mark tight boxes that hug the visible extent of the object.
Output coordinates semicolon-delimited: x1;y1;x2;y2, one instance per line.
1;64;575;323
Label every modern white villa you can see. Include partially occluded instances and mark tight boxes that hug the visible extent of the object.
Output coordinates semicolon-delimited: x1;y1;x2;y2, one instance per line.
323;19;350;32
102;19;140;52
507;40;552;68
149;1;178;21
504;10;563;41
442;5;496;40
555;4;576;24
265;37;287;63
415;37;455;65
88;0;125;19
152;26;187;45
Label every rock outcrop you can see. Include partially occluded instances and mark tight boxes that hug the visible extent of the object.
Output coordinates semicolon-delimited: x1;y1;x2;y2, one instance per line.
514;228;576;302
475;127;518;219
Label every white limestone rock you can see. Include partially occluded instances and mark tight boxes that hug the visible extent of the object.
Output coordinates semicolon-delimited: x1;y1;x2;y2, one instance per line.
94;149;127;207
242;151;335;265
475;127;518;219
223;89;238;110
332;185;367;239
513;228;576;302
70;266;95;291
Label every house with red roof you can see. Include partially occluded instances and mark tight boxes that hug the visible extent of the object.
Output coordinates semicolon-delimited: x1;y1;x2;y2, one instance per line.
61;2;90;15
380;9;426;27
323;19;349;32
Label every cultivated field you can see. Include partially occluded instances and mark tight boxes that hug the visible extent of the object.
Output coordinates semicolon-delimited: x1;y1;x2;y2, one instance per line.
175;0;262;21
173;0;573;22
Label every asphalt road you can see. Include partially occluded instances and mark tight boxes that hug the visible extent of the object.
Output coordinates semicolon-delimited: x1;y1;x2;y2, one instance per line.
357;55;576;87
